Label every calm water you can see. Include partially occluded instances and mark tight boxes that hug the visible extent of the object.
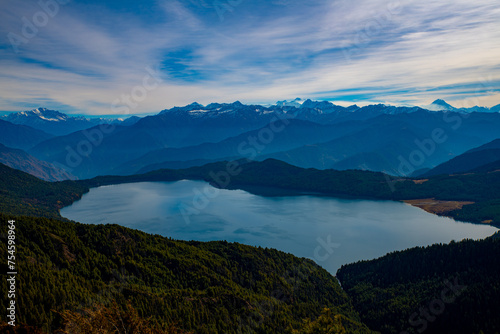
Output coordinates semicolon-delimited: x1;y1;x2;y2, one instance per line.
61;181;498;274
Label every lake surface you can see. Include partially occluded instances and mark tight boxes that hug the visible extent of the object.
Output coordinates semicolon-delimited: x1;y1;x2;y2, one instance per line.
61;181;498;274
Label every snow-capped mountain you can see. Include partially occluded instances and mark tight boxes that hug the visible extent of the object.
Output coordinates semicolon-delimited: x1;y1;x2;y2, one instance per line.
22;99;500;179
275;98;500;115
17;108;73;121
2;108;141;136
422;99;456;111
276;98;304;108
157;99;434;126
157;99;500;122
422;99;500;113
3;100;497;138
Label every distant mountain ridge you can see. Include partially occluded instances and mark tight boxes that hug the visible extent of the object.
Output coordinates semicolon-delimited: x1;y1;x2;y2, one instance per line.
0;143;75;181
2;108;140;136
2;99;499;179
248;110;499;175
0;119;53;150
422;99;500;113
3;98;497;139
114;119;367;175
422;138;500;177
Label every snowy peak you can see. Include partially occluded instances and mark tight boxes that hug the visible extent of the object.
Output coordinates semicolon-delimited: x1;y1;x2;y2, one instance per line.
433;99;454;108
422;99;499;113
1;108;141;136
299;99;350;114
421;99;456;111
161;101;269;118
432;99;455;111
15;108;68;122
276;98;303;108
160;99;499;124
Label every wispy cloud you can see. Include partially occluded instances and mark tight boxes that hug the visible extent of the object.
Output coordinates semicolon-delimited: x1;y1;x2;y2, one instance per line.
0;0;498;115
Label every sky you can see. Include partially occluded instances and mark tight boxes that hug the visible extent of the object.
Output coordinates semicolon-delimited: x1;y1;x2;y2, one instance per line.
0;0;499;115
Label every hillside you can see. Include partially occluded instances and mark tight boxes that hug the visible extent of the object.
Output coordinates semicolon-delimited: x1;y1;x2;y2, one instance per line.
1;154;500;333
471;159;500;173
0;159;377;333
422;139;500;177
0;213;374;333
337;234;500;333
0;119;53;150
259;111;496;175
2;108;140;136
0;144;74;181
0;163;88;218
114;119;365;175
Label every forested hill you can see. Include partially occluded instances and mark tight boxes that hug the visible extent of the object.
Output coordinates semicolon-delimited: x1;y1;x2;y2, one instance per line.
337;234;500;334
2;157;500;332
0;163;88;218
0;213;374;333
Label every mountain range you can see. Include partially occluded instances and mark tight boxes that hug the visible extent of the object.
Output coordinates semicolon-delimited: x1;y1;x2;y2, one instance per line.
1;98;500;333
0;100;499;180
1;108;140;136
422;99;500;113
1;158;500;333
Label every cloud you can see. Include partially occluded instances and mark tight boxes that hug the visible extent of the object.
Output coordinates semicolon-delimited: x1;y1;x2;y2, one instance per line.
0;0;498;114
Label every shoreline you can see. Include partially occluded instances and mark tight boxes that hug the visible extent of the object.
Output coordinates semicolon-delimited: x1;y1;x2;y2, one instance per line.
403;198;475;216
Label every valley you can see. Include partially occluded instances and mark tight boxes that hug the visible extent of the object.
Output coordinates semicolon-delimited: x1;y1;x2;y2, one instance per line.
1;100;500;333
2;0;500;331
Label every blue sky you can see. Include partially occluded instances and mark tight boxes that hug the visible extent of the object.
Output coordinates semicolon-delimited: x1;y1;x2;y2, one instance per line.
0;0;499;115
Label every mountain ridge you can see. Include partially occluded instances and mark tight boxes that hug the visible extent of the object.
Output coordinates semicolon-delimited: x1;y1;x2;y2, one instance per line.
422;138;500;177
0;143;75;181
0;119;53;150
2;108;140;136
422;99;499;113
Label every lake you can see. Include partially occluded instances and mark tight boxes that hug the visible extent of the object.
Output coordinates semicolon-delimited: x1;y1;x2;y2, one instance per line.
61;181;498;274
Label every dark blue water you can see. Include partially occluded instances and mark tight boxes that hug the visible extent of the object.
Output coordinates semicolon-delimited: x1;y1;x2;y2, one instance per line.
61;181;498;274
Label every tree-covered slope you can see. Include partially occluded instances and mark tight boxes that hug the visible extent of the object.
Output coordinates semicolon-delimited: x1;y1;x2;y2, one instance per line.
0;213;374;333
2;155;500;333
337;235;500;334
0;163;88;218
